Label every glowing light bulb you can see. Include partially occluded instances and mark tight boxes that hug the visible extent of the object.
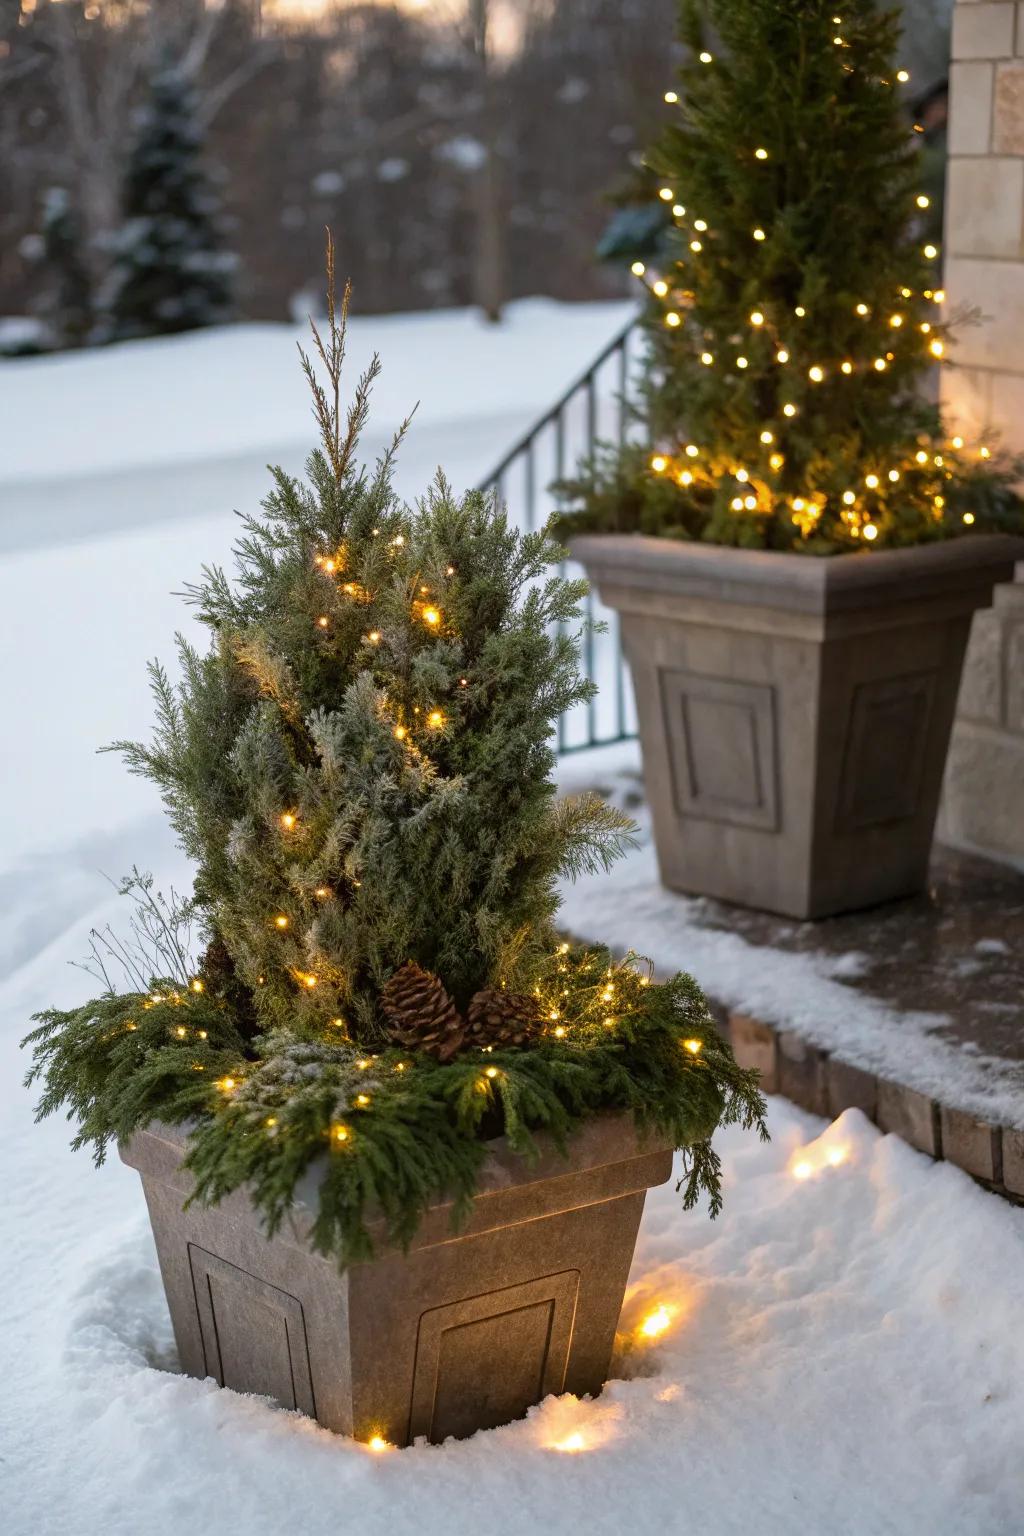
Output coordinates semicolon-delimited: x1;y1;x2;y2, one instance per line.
924;243;938;259
485;1066;499;1078
916;450;929;464
841;361;853;374
427;710;444;728
700;351;714;365
760;430;774;444
664;90;679;104
930;339;944;358
658;186;674;201
842;490;856;505
280;812;296;830
640;1305;672;1339
731;496;744;511
356;1093;371;1106
934;289;946;304
553;1432;587;1453
736;355;749;368
304;974;318;988
689;241;702;254
750;310;765;326
220;1077;236;1093
367;1435;391;1453
367;630;381;644
631;260;646;276
897;68;910;82
317;615;329;628
890;314;903;328
653;279;669;297
694;219;708;232
699;50;713;63
191;979;204;994
666;309;682;324
864;523;879;540
874;358;887;371
980;445;991;459
736;468;750;482
683;1038;702;1054
769;452;784;470
793;1160;812;1180
753;227;766;241
274;915;289;929
855;303;869;316
685;443;700;457
175;1026;187;1038
808;365;824;382
553;1025;567;1038
917;194;930;209
889;469;900;483
794;305;806;317
827;1146;848;1167
783;403;797;417
672;204;685;217
651;455;668;473
755;147;769;160
952;435;964;449
776;348;789;363
422;606;441;626
334;1124;350;1142
865;473;880;489
963;511;976;525
679;469;694;485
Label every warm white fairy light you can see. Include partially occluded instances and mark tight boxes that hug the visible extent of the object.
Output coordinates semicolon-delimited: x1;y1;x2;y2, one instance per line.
736;355;749;369
689;241;702;254
841;361;853;374
631;260;645;276
755;147;769;160
808;365;824;382
888;469;900;482
639;1305;673;1339
651;454;668;473
873;358;887;371
731;496;744;511
658;186;674;202
750;310;765;326
700;351;714;365
760;430;774;444
916;194;930;209
666;309;682;324
863;523;879;540
672;203;685;217
923;243;938;259
694;219;708;232
963;511;976;525
842;490;856;505
794;305;806;317
930;339;944;358
736;468;750;482
653;279;669;297
753;227;766;241
664;90;679;104
685;443;699;457
897;68;910;83
776;348;789;363
783;402;797;417
855;303;869;316
699;50;713;63
865;473;880;489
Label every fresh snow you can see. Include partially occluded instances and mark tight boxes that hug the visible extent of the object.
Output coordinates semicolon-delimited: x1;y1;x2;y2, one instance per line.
3;305;1023;1535
557;746;1024;1132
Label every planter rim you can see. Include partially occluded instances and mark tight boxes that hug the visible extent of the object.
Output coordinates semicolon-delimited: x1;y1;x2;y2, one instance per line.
120;1111;674;1258
569;531;1024;615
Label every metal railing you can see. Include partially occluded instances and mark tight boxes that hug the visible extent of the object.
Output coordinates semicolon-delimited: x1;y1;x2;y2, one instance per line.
477;314;642;753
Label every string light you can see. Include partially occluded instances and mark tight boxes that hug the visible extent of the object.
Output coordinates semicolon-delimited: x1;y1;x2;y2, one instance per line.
631;260;645;276
755;147;769;160
855;303;869;316
700;351;714;365
219;1077;237;1093
808;365;824;382
864;523;879;540
731;496;744;511
769;452;784;470
683;1038;702;1054
736;468;750;482
760;430;774;444
356;1093;371;1106
750;310;765;326
553;1433;587;1453
736;355;749;369
274;914;289;929
658;186;674;201
427;710;444;729
890;314;903;328
422;606;441;626
888;469;900;482
776;348;789;363
917;194;930;209
685;443;700;457
367;631;381;644
915;449;929;464
666;309;682;323
672;204;685;217
841;361;853;374
664;90;679;104
963;511;976;525
639;1305;672;1339
934;288;946;303
897;68;910;82
651;454;668;473
280;812;296;830
753;227;766;241
694;219;708;232
873;358;887;371
783;403;797;417
653;279;669;297
315;886;331;900
316;615;329;629
678;469;694;485
865;473;880;488
952;435;964;449
689;242;702;255
980;445;991;459
367;1436;392;1453
923;243;938;259
333;1124;350;1143
191;979;204;994
699;50;713;63
930;339;944;358
794;305;806;317
842;490;856;505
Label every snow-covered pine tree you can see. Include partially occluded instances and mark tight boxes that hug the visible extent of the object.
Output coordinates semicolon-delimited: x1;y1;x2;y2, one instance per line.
38;188;93;350
102;55;236;342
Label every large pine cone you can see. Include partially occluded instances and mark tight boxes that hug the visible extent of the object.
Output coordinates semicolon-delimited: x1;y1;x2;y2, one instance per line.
463;987;543;1050
381;961;465;1062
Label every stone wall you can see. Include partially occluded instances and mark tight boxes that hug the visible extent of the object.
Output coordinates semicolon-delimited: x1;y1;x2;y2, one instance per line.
939;4;1024;864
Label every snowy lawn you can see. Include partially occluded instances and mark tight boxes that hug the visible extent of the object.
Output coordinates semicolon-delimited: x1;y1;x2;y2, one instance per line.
3;306;1023;1534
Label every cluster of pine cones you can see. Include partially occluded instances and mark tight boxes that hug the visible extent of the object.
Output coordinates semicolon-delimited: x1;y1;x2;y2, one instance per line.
380;961;543;1062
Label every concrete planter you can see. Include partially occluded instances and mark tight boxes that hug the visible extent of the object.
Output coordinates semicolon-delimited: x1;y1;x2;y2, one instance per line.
571;532;1024;919
120;1115;672;1446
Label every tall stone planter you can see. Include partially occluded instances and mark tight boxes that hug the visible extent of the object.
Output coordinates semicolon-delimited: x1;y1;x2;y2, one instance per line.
571;533;1024;919
121;1115;672;1446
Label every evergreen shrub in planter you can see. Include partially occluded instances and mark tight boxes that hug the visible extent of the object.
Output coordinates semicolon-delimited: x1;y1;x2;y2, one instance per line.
23;246;766;1447
558;0;1024;919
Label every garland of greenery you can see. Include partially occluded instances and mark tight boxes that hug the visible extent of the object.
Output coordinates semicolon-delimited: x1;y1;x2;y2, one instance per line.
23;238;767;1267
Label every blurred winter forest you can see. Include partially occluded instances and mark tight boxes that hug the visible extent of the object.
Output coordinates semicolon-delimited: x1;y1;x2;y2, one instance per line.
1;0;952;349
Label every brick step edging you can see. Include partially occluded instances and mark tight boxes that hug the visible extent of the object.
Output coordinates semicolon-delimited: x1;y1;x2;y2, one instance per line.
723;1007;1024;1205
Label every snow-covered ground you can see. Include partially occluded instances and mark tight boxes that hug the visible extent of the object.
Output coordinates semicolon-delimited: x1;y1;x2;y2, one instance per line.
4;305;1024;1535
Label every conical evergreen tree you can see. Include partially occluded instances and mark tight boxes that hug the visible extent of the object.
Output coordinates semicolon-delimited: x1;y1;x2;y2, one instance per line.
38;188;93;350
559;0;1022;550
24;240;768;1261
103;56;236;342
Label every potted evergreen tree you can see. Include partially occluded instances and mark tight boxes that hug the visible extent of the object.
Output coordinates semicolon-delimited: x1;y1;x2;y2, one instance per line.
23;242;766;1449
559;0;1024;919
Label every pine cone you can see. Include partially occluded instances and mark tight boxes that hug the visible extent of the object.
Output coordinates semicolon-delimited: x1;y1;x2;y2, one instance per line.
381;962;465;1062
463;987;543;1051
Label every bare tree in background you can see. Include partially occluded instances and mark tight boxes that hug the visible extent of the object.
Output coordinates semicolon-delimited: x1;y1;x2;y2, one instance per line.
468;0;504;322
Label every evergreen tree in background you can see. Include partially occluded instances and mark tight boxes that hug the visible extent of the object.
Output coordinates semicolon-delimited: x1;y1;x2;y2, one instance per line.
38;188;93;350
102;57;236;342
560;0;1022;551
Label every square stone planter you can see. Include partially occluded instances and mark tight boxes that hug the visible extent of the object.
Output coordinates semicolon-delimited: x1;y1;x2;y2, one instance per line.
571;532;1024;919
120;1115;673;1446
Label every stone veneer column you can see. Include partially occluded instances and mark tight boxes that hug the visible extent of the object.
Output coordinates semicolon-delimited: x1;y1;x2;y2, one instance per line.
938;2;1024;864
